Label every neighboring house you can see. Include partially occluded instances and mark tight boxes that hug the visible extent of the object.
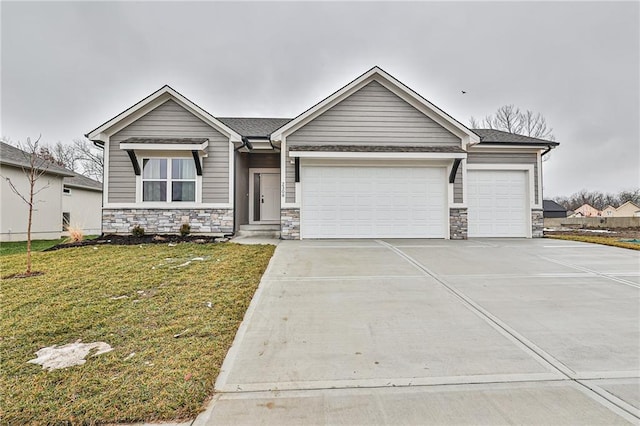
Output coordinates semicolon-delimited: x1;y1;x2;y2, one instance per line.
602;205;616;217
543;200;567;218
0;142;102;241
62;172;103;235
572;203;601;217
606;201;640;217
86;66;559;239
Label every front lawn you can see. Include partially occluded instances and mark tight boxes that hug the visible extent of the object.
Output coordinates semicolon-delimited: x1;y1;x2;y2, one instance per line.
0;238;67;256
546;234;640;250
0;242;275;424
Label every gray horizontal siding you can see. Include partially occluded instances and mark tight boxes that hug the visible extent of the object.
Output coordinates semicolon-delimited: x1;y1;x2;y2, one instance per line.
467;152;538;202
108;99;230;204
453;166;463;203
286;80;461;203
288;81;460;147
285;147;295;203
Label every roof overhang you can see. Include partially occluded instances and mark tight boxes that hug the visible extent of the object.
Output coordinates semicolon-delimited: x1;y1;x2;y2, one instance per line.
85;85;242;144
289;150;467;160
120;138;209;154
270;66;480;147
234;136;281;153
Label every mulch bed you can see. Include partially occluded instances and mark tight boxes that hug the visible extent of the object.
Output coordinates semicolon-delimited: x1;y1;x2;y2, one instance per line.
44;234;223;251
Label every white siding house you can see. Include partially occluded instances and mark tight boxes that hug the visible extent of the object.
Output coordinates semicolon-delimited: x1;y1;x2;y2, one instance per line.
0;142;102;241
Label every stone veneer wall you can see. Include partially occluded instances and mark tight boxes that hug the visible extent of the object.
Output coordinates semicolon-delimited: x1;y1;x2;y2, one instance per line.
280;208;300;240
449;208;468;240
102;209;233;235
531;209;544;238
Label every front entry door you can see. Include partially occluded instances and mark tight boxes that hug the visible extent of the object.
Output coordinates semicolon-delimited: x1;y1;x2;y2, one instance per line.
260;173;280;222
249;169;280;224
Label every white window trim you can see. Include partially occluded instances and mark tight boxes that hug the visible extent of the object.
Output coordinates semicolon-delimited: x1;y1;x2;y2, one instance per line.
137;156;201;204
289;151;467;160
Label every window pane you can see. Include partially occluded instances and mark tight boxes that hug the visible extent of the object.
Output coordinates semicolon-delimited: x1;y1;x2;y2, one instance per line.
143;181;167;201
172;159;196;179
172;182;195;202
143;159;167;179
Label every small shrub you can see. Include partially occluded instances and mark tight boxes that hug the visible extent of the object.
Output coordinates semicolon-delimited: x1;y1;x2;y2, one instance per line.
180;223;191;237
65;225;84;243
131;225;145;238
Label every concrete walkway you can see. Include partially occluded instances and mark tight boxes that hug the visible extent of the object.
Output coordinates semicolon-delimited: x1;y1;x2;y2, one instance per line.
194;239;640;425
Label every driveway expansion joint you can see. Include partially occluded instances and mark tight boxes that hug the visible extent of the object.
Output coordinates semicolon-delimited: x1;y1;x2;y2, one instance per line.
376;239;640;422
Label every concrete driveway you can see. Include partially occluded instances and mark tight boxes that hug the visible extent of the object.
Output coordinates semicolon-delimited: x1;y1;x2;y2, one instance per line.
195;239;640;425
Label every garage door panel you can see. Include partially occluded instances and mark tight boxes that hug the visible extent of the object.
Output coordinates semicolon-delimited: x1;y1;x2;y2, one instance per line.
468;170;528;238
302;166;446;239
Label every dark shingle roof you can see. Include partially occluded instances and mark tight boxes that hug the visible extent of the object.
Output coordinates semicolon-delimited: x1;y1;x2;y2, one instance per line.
0;141;74;176
543;200;567;212
63;172;102;192
288;145;466;153
217;118;292;137
122;138;209;144
472;129;559;146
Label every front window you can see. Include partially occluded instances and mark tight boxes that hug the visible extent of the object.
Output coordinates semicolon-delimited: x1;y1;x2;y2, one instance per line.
142;158;196;202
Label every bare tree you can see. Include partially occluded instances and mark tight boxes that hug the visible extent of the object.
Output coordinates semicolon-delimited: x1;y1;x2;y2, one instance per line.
1;136;51;275
73;139;103;182
35;139;103;182
470;105;555;141
553;188;640;211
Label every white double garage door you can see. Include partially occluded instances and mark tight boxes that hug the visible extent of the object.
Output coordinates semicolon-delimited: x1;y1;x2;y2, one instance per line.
300;165;530;239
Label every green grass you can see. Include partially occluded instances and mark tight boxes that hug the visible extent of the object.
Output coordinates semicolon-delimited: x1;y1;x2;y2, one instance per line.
0;238;66;256
0;242;275;424
546;235;640;250
0;236;99;256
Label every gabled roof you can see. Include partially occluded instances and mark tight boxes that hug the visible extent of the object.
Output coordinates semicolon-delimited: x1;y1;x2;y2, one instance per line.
616;200;640;210
472;129;559;146
85;85;242;143
269;66;480;146
543;199;566;212
0;142;74;177
63;172;102;192
217;117;292;138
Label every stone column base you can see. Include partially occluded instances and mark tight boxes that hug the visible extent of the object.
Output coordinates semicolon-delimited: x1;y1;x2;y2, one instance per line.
531;209;544;238
450;208;468;240
280;208;300;240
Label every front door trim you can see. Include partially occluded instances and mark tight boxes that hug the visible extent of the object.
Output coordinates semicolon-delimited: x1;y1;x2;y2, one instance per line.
249;168;281;224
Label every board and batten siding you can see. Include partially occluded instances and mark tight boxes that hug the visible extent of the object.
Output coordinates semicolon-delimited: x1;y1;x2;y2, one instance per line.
285;80;461;203
108;100;230;204
466;152;539;202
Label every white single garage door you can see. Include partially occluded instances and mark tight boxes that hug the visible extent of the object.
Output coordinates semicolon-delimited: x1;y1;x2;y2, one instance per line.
467;170;529;237
301;165;446;238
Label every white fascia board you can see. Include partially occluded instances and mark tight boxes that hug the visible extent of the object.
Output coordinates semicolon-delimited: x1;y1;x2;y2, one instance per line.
469;144;549;152
270;66;479;146
120;141;209;151
289;151;467;160
86;86;242;143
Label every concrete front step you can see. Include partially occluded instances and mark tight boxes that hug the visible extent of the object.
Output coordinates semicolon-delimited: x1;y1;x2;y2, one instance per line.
236;224;281;238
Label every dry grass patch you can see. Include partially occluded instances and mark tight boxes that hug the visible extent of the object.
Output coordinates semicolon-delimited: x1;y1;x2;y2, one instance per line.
546;234;640;250
0;242;275;424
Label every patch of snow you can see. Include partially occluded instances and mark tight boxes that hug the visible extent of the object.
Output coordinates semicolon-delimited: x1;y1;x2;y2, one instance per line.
580;229;613;234
191;257;205;261
124;352;136;361
168;243;177;247
110;295;128;300
28;341;113;371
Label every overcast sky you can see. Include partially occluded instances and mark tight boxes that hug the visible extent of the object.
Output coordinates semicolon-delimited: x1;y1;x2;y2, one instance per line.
2;1;638;197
